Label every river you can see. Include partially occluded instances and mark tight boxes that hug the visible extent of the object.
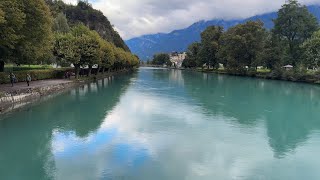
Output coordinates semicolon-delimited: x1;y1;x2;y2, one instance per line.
1;67;320;180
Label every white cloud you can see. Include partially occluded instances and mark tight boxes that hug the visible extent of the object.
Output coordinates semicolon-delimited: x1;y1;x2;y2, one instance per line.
64;0;320;39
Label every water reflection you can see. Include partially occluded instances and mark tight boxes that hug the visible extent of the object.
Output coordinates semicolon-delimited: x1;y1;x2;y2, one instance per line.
181;71;320;158
1;68;320;179
0;74;132;179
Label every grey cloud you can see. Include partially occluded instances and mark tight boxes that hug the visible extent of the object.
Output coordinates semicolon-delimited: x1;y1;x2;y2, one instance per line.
64;0;320;39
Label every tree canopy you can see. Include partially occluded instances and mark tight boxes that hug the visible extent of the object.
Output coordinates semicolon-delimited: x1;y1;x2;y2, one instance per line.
152;53;171;66
198;26;223;69
273;0;319;64
302;30;320;69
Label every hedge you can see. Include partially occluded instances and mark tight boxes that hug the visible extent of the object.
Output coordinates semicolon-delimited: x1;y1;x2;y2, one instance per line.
0;69;70;84
4;66;52;72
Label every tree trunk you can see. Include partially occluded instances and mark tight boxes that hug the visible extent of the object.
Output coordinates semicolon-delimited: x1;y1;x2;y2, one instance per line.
0;61;4;72
102;67;105;74
74;64;80;79
96;65;101;75
88;65;92;77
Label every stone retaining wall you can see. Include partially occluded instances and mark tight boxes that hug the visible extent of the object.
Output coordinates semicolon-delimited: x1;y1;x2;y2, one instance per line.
0;83;73;114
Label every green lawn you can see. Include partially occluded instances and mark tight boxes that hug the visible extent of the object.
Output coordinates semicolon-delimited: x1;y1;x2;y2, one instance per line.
257;69;271;73
4;64;53;72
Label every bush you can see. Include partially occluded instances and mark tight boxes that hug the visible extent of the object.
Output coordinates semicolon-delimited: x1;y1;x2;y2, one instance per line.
268;66;284;79
0;69;71;84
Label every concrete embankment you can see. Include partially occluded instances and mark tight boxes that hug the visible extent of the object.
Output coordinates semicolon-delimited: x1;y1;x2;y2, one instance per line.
0;80;74;114
0;69;134;115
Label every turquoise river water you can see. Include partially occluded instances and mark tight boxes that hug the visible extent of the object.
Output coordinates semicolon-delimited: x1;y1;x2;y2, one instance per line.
1;67;320;180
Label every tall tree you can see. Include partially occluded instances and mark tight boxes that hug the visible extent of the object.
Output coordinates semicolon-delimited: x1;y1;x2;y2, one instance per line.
54;32;81;78
71;25;101;76
302;30;320;69
53;13;70;33
198;26;223;69
273;0;319;65
183;42;200;68
0;0;25;71
260;34;288;69
100;41;115;73
219;21;266;71
16;0;53;65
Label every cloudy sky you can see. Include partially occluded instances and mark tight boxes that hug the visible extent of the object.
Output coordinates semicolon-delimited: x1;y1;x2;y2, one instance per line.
63;0;320;40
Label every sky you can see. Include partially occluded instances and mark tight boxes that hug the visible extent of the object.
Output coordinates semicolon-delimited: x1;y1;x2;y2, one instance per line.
62;0;320;40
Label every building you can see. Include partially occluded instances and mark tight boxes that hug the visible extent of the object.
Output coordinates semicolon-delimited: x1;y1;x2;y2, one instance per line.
169;52;186;68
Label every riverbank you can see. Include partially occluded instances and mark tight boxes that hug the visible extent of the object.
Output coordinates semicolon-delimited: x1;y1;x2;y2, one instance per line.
193;68;320;85
0;69;133;115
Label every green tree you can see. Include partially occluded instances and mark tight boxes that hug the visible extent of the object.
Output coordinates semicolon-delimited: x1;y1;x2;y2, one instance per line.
100;41;115;73
114;47;126;70
0;0;25;71
53;13;70;33
78;33;101;76
219;21;266;72
152;53;170;66
16;0;53;65
273;0;319;65
0;8;5;24
183;42;200;68
302;30;320;69
54;32;81;78
198;26;223;69
260;33;288;69
71;24;101;76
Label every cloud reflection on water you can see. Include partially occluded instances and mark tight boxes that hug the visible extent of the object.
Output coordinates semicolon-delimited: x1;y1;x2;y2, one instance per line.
51;69;320;179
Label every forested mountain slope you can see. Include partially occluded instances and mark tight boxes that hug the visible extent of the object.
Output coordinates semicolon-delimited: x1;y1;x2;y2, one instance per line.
46;0;130;52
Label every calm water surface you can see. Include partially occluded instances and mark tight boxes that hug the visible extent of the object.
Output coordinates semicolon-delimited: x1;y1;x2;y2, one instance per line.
1;67;320;180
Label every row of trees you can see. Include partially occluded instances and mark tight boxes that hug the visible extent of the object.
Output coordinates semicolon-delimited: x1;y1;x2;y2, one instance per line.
0;0;138;74
54;24;139;78
183;0;320;73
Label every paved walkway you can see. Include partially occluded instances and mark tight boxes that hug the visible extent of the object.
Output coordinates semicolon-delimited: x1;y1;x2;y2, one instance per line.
0;79;73;93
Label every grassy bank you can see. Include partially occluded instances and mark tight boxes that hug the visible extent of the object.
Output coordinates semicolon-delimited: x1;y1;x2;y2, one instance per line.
196;68;320;84
4;64;53;72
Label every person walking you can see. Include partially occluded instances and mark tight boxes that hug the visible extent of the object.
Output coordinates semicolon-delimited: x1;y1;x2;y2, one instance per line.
26;74;31;87
9;72;16;87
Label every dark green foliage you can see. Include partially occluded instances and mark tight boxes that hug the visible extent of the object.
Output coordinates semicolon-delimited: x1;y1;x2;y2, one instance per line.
219;21;266;71
260;33;288;69
152;53;171;66
273;0;319;64
198;26;223;69
0;0;26;71
183;42;200;68
17;0;53;65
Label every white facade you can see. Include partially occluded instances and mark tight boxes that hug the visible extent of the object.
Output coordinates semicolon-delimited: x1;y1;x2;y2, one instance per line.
169;52;186;68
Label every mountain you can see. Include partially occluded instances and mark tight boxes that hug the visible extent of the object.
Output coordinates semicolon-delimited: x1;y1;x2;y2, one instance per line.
126;5;320;60
46;0;130;52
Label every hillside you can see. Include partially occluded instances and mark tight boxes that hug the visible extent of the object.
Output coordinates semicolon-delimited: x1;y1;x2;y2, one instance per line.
46;0;130;52
126;5;320;60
